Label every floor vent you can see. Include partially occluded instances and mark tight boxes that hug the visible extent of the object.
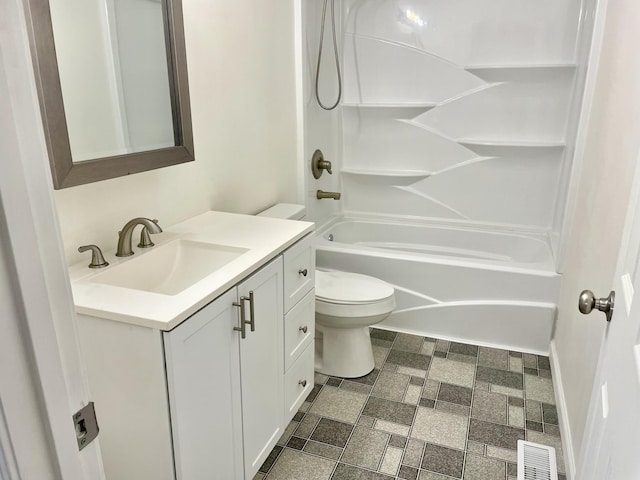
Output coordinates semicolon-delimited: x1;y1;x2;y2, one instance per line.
517;440;558;480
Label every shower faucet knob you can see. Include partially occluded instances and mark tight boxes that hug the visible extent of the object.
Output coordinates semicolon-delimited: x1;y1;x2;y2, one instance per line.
312;149;333;178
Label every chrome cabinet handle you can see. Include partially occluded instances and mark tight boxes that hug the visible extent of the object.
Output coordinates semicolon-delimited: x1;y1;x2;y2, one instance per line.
298;380;307;387
298;269;308;277
247;291;255;332
233;291;256;338
233;297;247;339
299;325;308;334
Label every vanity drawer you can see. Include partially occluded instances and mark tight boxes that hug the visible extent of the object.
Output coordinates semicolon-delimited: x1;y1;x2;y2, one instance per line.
284;290;315;371
283;234;315;312
284;342;314;424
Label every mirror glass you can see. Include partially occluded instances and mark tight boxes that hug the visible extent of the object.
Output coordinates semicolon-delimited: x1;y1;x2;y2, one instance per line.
49;0;175;162
27;0;193;189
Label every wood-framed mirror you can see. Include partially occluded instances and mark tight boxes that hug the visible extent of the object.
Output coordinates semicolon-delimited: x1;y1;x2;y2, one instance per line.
24;0;194;189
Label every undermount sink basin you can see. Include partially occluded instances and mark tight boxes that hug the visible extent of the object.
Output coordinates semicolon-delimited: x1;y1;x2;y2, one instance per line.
90;239;249;295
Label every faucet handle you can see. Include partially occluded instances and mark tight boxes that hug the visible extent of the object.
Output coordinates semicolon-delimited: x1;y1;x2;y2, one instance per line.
138;219;159;248
78;245;109;269
312;149;333;178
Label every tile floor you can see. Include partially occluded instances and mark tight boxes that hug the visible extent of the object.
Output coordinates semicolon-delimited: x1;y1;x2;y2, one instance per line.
256;329;566;480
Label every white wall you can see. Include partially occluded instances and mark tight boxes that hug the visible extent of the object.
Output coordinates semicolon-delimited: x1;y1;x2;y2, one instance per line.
55;0;300;265
550;0;601;261
554;0;640;465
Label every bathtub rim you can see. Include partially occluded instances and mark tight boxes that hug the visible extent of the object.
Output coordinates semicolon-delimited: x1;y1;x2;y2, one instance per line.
338;210;555;237
314;214;559;277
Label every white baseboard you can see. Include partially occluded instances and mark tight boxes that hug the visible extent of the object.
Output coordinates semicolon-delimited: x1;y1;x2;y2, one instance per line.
549;340;576;479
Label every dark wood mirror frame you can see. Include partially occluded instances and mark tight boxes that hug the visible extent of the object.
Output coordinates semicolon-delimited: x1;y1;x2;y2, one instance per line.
24;0;194;189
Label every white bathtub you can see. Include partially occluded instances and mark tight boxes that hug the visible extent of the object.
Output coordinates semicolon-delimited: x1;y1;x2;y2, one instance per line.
315;217;560;354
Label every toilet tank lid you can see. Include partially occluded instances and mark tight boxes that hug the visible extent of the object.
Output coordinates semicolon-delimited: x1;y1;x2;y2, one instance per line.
316;270;394;304
257;203;306;220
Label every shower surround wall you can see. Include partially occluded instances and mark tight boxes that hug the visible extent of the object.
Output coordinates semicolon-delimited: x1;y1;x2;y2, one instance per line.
302;0;343;226
301;0;594;352
339;0;583;254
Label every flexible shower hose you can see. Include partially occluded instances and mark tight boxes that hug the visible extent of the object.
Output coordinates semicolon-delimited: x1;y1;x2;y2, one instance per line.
315;0;342;110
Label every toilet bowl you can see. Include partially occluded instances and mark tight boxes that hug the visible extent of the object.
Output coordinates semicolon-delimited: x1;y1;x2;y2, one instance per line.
315;270;395;378
256;203;397;378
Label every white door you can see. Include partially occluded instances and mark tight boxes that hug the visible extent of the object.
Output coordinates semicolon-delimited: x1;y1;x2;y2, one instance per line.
1;0;105;477
578;160;640;479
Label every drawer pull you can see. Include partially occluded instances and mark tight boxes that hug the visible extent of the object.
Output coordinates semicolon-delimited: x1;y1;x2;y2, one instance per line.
232;297;247;339
233;291;255;339
298;269;308;277
298;380;307;388
299;325;308;334
247;290;255;333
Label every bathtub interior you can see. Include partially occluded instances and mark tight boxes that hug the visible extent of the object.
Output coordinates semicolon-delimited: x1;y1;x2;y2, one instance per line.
314;216;560;354
318;216;557;271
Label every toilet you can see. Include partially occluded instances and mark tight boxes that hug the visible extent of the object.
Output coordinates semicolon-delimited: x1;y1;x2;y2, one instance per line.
314;269;395;377
258;204;396;378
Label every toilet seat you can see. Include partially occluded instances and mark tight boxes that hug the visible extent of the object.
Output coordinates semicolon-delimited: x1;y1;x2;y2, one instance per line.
315;270;395;318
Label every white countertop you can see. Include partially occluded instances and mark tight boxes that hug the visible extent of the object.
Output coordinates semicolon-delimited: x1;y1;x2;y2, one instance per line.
69;211;314;330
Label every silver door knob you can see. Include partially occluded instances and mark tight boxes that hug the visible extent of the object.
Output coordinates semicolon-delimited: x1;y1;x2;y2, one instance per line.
578;290;615;322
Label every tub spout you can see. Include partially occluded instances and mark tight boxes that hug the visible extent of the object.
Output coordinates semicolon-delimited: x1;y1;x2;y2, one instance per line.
317;190;341;200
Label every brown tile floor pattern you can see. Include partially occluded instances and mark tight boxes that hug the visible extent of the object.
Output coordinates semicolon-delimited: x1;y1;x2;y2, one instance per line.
255;329;566;480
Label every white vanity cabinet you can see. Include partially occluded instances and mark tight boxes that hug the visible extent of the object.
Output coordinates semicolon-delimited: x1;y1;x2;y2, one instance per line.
164;257;284;480
75;231;315;480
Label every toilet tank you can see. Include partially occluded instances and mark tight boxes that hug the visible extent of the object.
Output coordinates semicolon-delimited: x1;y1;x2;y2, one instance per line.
257;203;306;221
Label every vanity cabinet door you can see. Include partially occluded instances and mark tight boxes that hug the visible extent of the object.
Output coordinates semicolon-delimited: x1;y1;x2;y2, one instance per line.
163;288;244;480
237;257;284;479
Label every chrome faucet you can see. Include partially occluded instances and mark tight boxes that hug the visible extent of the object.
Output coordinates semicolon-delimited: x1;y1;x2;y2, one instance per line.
116;218;163;257
317;190;341;200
